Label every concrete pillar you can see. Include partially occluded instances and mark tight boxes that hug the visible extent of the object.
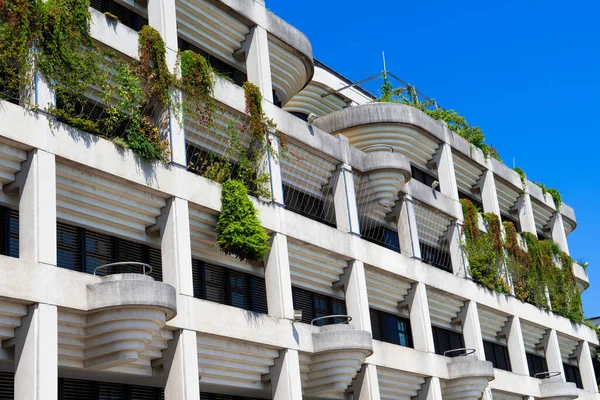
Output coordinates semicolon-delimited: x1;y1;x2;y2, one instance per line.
14;303;58;400
406;282;435;353
18;149;56;266
416;377;443;400
543;329;565;380
267;131;284;205
516;192;537;235
576;341;598;392
435;143;459;201
333;163;360;235
342;260;371;333
264;233;294;320
270;349;303;400
480;170;501;216
243;25;274;103
448;221;468;278
353;364;381;400
459;301;485;361
34;72;54;110
163;329;200;400
147;0;186;166
550;212;569;255
503;316;529;376
397;194;421;259
160;197;193;296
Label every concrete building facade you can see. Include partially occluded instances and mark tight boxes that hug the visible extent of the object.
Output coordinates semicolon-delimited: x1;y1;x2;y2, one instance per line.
0;0;597;399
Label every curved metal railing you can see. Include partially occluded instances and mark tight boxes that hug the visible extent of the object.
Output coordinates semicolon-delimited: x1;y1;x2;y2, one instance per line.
534;371;562;380
93;262;153;276
311;315;352;326
361;144;394;153
443;348;476;358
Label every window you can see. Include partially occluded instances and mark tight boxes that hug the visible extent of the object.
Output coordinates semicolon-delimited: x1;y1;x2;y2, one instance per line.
283;184;336;227
411;166;439;192
59;378;162;400
361;225;400;253
432;326;464;357
192;259;268;314
420;242;452;272
56;223;163;281
292;286;346;325
483;340;511;371
0;206;19;258
501;213;521;233
89;0;148;31
200;393;263;400
526;352;548;378
458;191;483;211
178;37;247;87
0;371;14;400
370;309;412;348
563;363;583;389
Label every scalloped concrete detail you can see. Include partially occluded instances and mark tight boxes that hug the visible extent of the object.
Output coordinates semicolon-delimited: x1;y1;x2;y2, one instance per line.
443;356;495;400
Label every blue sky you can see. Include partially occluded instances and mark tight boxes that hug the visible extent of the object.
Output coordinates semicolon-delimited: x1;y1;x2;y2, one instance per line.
269;1;600;317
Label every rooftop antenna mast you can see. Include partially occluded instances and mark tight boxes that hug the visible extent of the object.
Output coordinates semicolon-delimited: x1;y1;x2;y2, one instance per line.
382;51;387;75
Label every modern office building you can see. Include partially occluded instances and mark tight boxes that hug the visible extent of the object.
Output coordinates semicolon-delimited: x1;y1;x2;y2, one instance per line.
0;0;597;399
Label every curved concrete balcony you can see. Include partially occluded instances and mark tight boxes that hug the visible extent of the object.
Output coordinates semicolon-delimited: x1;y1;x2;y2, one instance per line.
83;273;176;370
442;356;495;400
573;261;590;291
303;322;373;397
538;377;578;400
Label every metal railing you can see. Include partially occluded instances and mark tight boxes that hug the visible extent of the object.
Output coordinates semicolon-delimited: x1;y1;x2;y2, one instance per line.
93;262;153;276
534;371;562;380
443;348;476;358
311;315;352;326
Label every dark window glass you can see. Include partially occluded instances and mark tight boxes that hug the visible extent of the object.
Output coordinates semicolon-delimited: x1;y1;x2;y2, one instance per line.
563;363;583;389
57;223;82;271
361;225;400;253
292;286;346;326
282;184;335;227
527;352;548;378
89;0;148;31
501;213;521;233
200;393;263;400
420;241;452;272
369;308;412;348
483;340;511;371
458;191;483;211
191;260;268;314
0;207;19;258
59;378;162;400
432;326;464;357
291;112;309;121
0;371;14;400
411;166;439;192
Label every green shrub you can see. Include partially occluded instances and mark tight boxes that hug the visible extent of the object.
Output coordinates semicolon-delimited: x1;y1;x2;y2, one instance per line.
216;180;270;263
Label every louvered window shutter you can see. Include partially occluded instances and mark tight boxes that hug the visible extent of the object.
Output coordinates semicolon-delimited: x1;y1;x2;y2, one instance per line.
116;238;144;274
57;223;82;272
8;209;19;258
85;231;115;275
204;264;228;305
0;207;6;256
229;270;250;310
60;378;96;400
147;247;163;282
292;286;313;324
130;384;162;400
192;259;204;299
249;276;268;314
563;363;583;389
369;309;383;341
0;371;14;400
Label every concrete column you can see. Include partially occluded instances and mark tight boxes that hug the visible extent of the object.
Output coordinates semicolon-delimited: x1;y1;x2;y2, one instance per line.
516;192;537;235
480;170;501;216
244;25;274;102
18;149;56;266
160;197;193;296
397;194;421;259
353;364;381;400
543;329;565;380
550;212;569;255
333;163;360;235
163;329;200;400
34;72;54;110
435;143;459;201
264;233;294;320
576;341;598;392
416;377;443;400
406;282;435;353
342;260;371;334
503;316;529;376
459;301;485;361
267;131;284;205
270;349;303;400
147;0;186;166
14;303;58;400
448;221;468;278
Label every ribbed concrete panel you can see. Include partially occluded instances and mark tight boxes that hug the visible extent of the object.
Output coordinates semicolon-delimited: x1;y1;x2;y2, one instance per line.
288;238;348;295
269;37;308;105
414;200;453;248
365;266;412;315
427;289;464;331
453;152;483;198
377;367;425;400
197;334;278;390
0;139;27;185
176;0;249;68
442;376;490;400
478;305;508;344
0;300;28;341
521;319;546;356
281;141;337;198
531;197;554;234
283;83;347;117
56;162;167;240
355;168;405;219
492;390;525;400
557;333;579;364
338;124;439;172
495;177;521;216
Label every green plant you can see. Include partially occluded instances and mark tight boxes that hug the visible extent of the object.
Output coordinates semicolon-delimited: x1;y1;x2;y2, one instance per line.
103;11;118;21
533;181;562;210
216;179;270;263
513;167;527;189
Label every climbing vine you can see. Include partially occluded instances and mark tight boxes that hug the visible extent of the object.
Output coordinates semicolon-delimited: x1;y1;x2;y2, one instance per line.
461;198;583;323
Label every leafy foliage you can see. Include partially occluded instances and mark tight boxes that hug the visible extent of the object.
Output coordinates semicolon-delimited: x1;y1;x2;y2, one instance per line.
534;181;563;211
216;180;270;263
513;167;527;188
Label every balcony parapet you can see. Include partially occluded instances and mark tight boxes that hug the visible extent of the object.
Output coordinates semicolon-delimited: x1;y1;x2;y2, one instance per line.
573;262;590;290
442;355;495;400
538;377;578;400
303;322;373;397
